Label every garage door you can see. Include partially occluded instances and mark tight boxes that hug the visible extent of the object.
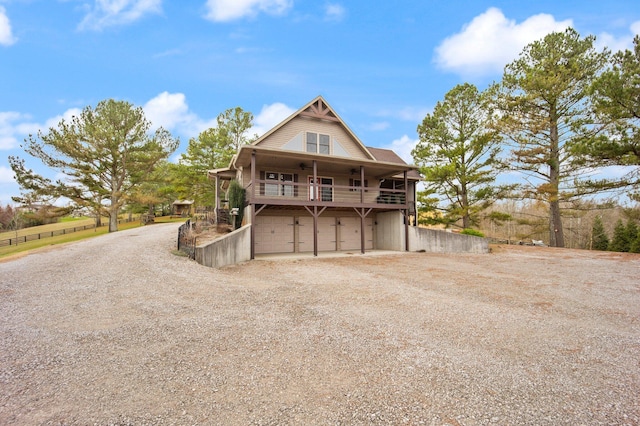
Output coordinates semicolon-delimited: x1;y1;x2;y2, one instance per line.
254;216;294;254
339;217;374;250
297;216;337;252
317;217;337;251
297;217;314;253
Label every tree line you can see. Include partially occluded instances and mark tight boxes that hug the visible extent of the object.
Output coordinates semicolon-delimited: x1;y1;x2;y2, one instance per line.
7;28;639;248
412;28;640;247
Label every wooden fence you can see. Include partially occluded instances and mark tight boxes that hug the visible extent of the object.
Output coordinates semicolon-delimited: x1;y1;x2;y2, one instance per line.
0;224;97;247
0;216;142;248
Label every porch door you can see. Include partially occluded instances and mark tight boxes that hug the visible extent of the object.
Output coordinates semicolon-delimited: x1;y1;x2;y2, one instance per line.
308;177;333;201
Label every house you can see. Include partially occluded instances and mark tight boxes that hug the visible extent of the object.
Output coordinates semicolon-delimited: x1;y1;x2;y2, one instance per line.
208;96;421;259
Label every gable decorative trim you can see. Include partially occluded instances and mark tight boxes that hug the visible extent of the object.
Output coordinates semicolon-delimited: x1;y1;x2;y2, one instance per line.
299;99;339;122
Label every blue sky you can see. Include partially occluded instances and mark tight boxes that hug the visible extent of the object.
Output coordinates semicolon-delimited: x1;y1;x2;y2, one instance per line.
1;0;639;205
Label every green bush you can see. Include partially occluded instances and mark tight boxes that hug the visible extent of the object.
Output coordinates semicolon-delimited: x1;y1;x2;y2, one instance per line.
227;180;246;230
609;219;630;252
591;216;609;251
461;228;484;237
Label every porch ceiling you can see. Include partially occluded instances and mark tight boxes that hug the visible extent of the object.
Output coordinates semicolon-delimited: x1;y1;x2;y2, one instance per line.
235;146;419;180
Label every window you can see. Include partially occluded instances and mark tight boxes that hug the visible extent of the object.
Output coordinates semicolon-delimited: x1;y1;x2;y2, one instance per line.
319;134;330;154
281;173;294;197
349;179;368;192
306;133;317;153
265;172;279;197
306;132;331;154
309;177;333;201
264;172;297;197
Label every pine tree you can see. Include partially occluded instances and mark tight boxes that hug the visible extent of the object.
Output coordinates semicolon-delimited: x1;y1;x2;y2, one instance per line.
626;220;638;246
630;231;640;253
591;216;609;250
413;83;503;228
10;99;179;232
608;219;630;252
492;28;609;247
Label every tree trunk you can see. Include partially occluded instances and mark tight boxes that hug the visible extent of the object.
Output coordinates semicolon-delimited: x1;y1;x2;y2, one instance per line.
108;193;119;233
548;105;565;247
549;200;564;247
461;181;470;229
109;213;118;232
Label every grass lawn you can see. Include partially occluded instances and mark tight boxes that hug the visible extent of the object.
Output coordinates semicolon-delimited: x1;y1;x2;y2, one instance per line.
0;218;96;240
0;216;185;260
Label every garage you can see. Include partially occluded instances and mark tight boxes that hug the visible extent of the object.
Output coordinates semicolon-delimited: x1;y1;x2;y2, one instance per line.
256;215;375;255
254;216;294;254
339;217;374;251
297;216;337;252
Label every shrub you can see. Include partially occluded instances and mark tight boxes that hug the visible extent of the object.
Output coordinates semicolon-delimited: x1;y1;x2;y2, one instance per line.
461;228;484;237
608;219;630;252
227;180;246;230
630;233;640;253
591;216;609;251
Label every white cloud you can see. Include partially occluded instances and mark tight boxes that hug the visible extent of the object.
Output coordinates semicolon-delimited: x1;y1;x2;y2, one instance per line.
0;165;14;184
250;102;296;137
435;7;572;77
0;108;85;151
78;0;162;31
324;3;345;22
0;112;35;150
204;0;293;22
44;108;83;130
143;91;216;136
596;20;640;53
386;134;419;165
0;6;17;46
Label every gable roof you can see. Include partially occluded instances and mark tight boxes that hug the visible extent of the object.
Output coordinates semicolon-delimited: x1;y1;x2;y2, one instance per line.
250;95;376;161
367;147;406;164
367;147;422;180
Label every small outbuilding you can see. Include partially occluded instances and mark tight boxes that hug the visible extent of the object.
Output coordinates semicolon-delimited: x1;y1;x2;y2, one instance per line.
172;200;194;217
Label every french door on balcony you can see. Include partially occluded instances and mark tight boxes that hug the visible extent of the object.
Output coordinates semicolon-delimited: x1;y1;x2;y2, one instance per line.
308;177;333;202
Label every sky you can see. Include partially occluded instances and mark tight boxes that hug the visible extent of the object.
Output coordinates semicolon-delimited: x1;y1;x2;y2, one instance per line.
1;0;639;205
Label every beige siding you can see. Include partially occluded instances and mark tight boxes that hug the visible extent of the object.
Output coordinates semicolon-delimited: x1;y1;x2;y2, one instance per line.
257;116;371;160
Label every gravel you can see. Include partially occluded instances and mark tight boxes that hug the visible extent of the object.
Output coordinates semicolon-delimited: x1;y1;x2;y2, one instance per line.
1;222;639;425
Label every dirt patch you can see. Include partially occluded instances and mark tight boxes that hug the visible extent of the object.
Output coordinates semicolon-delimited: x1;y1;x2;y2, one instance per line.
189;222;234;245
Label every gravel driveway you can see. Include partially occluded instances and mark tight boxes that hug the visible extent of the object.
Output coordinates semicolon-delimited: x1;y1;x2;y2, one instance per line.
1;222;639;425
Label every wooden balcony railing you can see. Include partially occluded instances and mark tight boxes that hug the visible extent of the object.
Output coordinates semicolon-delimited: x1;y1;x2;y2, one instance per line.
248;179;407;208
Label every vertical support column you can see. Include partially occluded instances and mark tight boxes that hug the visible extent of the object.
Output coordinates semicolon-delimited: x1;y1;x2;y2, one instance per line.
250;151;256;260
360;166;365;204
313;206;318;257
214;174;219;224
360;208;366;254
360;166;365;254
251;150;256;202
404;170;409;252
312;160;319;257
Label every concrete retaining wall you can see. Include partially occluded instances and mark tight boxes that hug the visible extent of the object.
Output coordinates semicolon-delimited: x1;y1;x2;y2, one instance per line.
195;225;251;268
375;211;404;251
408;227;489;254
